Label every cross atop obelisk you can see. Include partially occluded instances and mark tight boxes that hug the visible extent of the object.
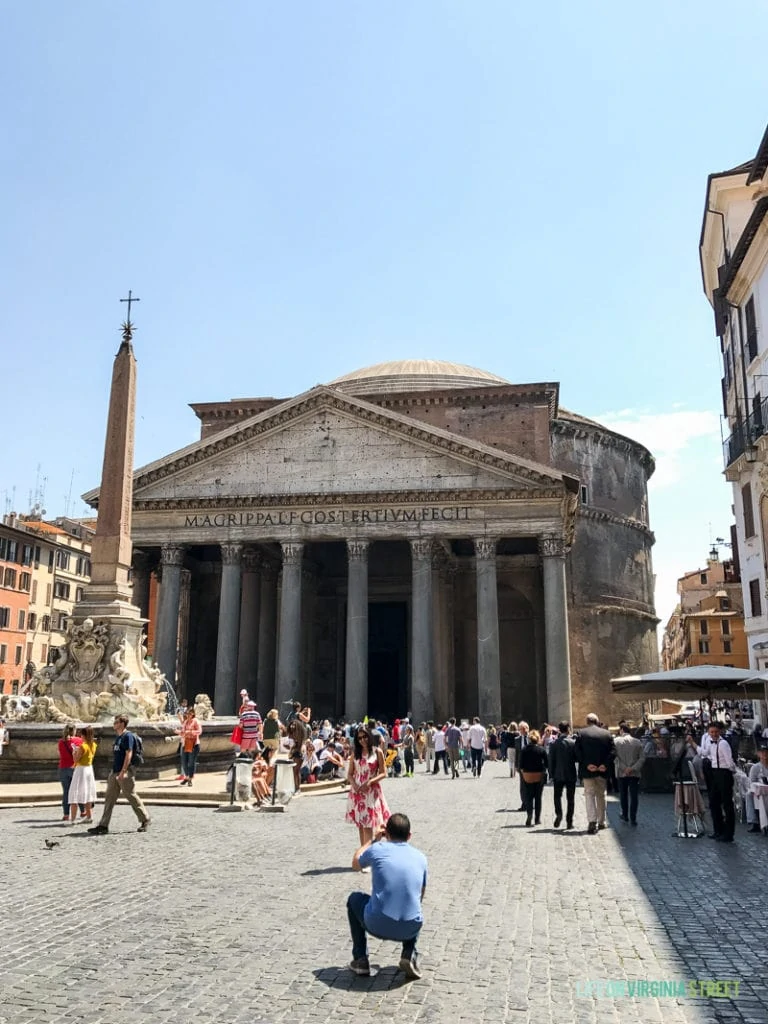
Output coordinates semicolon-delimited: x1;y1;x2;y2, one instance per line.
120;289;140;323
118;289;140;352
82;293;139;606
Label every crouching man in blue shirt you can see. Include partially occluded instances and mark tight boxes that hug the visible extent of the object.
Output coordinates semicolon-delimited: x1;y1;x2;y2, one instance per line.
347;812;428;981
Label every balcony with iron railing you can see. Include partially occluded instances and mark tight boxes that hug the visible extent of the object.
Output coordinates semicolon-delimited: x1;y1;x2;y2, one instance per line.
723;396;768;467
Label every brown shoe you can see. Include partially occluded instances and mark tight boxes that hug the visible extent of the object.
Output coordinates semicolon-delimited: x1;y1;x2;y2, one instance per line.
137;819;151;833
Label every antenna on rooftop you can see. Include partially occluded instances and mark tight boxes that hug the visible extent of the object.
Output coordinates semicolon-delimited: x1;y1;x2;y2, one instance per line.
64;469;75;517
28;464;48;519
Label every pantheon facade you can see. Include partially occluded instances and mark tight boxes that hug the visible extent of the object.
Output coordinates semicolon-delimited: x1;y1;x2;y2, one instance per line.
87;361;659;725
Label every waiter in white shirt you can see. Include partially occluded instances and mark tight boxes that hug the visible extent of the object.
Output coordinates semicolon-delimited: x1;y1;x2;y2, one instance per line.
688;722;736;843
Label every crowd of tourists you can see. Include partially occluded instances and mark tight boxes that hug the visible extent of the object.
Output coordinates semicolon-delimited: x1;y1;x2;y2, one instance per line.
40;699;768;986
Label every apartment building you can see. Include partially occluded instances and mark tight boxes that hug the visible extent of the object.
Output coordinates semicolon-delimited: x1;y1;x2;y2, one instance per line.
661;554;747;670
0;514;93;693
701;123;768;671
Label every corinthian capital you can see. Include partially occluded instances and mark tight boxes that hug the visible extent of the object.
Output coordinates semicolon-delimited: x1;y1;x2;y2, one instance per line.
539;534;567;559
474;537;497;561
347;539;370;562
160;543;185;567
410;538;433;561
218;542;242;566
281;542;304;566
241;547;262;573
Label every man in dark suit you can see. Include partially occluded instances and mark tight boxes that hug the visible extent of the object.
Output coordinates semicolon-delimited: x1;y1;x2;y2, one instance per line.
548;721;578;829
513;722;530;810
574;714;615;834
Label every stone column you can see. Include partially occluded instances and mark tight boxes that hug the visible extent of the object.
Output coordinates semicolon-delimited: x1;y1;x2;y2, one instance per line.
237;548;262;697
301;562;319;705
410;538;434;725
130;550;152;620
214;543;243;716
154;543;185;685
431;548;450;722
475;538;501;725
176;568;192;698
257;560;278;712
539;534;573;724
276;542;303;710
345;540;369;721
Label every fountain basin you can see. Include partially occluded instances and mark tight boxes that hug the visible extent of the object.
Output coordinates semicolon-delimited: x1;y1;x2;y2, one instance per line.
0;719;238;783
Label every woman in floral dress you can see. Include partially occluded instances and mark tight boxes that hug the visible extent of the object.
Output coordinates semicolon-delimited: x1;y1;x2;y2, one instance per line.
345;725;389;846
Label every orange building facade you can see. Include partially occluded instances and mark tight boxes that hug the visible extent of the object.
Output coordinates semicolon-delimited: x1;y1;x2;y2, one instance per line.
662;555;748;670
0;525;34;694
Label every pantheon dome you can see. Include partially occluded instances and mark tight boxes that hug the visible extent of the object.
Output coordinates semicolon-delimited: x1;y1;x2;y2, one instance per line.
329;359;510;396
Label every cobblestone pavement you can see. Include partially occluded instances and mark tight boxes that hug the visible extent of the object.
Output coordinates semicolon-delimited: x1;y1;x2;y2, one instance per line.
3;760;767;1024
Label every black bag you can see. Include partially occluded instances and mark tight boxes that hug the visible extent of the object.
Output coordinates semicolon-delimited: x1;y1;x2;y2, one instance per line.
130;732;144;767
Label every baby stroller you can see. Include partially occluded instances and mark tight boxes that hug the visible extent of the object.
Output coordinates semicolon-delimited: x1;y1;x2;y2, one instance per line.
384;745;402;778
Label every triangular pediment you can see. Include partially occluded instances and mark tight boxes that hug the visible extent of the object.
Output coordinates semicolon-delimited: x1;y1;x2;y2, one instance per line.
85;387;574;506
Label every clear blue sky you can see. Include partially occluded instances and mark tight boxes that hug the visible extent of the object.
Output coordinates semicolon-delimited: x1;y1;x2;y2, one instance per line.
3;1;766;624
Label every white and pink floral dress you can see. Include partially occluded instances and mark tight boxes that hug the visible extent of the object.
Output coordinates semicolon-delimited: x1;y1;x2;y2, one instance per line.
345;753;390;830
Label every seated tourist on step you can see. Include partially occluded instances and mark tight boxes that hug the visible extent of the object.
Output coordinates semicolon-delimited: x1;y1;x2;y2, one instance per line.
318;739;345;778
300;739;321;783
251;751;272;805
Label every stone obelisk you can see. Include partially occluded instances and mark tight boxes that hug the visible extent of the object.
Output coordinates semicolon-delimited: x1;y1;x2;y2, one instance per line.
80;317;138;612
41;297;166;721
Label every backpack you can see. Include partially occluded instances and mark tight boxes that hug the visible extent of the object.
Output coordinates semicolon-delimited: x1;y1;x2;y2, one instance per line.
129;732;144;767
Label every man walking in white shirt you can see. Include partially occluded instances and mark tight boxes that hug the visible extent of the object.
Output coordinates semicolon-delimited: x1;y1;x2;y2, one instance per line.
468;717;487;777
688;722;736;843
432;725;448;775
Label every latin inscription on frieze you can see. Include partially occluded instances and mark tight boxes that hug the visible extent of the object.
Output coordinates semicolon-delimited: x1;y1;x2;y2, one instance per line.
183;505;472;529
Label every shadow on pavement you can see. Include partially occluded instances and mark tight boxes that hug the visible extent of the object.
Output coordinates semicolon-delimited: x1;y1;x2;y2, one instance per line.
312;966;408;990
301;866;354;876
604;793;767;1016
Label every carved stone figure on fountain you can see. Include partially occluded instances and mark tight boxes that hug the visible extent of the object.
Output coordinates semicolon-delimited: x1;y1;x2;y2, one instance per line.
108;634;133;692
18;696;71;724
194;694;215;720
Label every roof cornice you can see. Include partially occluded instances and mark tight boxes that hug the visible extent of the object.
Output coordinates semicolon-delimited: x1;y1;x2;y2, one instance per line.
721;196;768;301
552;417;655;474
747;123;768;185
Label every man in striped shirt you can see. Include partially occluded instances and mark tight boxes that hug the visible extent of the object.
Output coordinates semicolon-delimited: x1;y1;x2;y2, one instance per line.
239;702;262;753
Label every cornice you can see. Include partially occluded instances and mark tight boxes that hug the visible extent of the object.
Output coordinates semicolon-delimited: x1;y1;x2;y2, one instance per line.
581;601;660;625
133;487;567;512
552;418;655;472
577;505;655;542
370;383;560;418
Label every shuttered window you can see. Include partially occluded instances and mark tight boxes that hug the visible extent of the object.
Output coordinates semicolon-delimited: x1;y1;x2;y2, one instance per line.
743;483;756;538
746;297;759;363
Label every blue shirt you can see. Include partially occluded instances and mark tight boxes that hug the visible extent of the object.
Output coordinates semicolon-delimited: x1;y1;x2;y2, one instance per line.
358;841;428;941
112;731;138;773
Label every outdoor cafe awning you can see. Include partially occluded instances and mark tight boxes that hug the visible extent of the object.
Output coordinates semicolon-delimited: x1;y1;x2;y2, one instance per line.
611;665;767;699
